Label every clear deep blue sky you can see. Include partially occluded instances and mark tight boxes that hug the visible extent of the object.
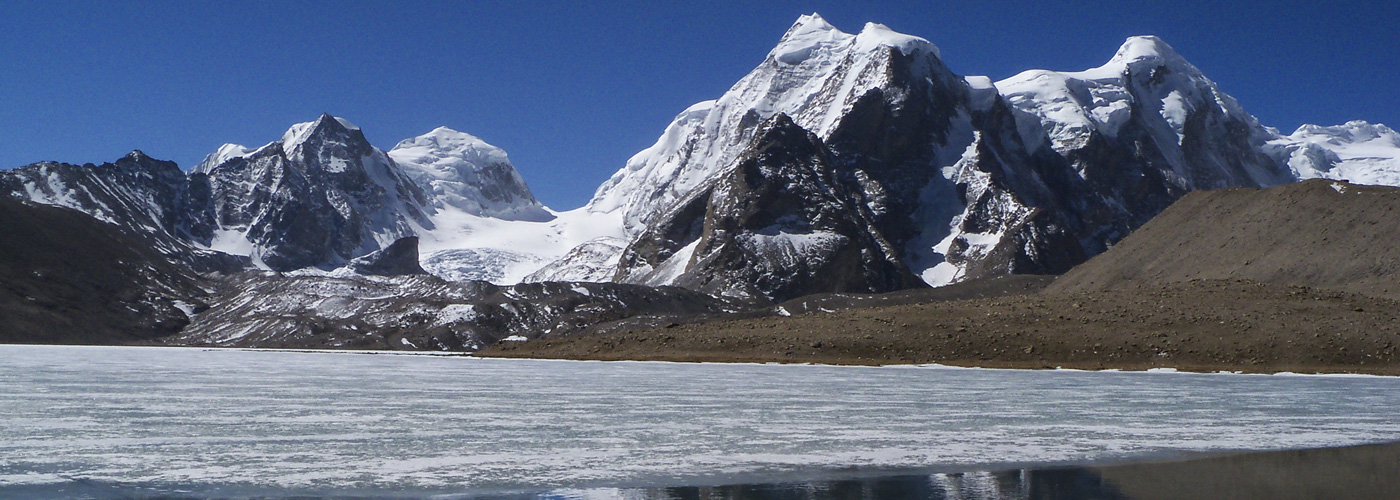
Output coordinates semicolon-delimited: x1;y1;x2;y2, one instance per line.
3;0;1396;209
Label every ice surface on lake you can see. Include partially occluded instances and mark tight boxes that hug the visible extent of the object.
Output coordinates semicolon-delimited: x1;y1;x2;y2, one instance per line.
1;345;1398;497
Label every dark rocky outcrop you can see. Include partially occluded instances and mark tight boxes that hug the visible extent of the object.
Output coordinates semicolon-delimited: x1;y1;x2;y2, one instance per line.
350;236;427;276
617;114;921;302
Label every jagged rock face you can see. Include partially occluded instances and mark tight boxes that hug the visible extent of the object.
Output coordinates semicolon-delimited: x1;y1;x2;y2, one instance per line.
0;151;213;244
170;272;751;351
820;45;969;245
200;114;434;270
616;115;920;302
389;127;552;222
350;236;426;276
0;152;244;272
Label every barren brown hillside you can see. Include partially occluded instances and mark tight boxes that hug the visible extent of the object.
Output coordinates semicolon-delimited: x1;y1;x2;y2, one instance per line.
1049;179;1400;299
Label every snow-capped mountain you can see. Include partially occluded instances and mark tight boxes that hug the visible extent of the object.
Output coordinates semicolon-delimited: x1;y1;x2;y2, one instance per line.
0;113;607;283
190;117;621;283
197;114;434;270
587;14;954;232
928;34;1298;285
532;14;973;294
1271;121;1400;186
389;127;550;221
0;151;211;242
385;127;599;284
531;15;1315;301
995;36;1289;190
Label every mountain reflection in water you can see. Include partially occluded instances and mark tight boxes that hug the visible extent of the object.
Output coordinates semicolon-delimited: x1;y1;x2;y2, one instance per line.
3;441;1395;499
559;441;1399;500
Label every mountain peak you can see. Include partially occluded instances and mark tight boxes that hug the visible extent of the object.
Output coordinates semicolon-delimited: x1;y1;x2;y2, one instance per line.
788;13;836;35
388;126;549;221
856;21;939;58
772;14;937;63
771;13;851;64
1047;35;1202;83
423;126;494;147
192;115;363;175
1105;35;1190;69
191;143;254;174
279;114;360;152
392;126;510;165
1114;35;1181;60
113;150;182;176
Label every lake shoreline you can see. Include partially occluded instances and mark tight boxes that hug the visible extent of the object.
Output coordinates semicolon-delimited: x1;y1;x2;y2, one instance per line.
483;345;1400;376
482;280;1400;376
482;350;1400;377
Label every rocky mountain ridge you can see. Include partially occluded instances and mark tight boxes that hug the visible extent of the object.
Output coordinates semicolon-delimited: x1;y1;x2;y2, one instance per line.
2;14;1399;350
197;114;435;270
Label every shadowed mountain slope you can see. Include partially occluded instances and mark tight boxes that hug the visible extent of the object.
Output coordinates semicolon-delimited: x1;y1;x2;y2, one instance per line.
0;198;206;344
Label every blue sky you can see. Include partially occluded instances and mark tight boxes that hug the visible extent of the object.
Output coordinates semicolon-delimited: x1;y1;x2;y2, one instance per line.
2;0;1395;209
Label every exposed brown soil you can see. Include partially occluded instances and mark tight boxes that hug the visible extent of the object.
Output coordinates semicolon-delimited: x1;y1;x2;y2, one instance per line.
571;274;1056;338
1050;179;1400;300
485;279;1400;374
483;180;1400;375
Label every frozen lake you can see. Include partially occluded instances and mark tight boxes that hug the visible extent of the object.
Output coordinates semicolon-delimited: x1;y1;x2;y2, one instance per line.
1;345;1398;498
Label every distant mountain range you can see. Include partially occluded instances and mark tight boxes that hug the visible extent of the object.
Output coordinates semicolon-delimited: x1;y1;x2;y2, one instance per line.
2;14;1397;349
